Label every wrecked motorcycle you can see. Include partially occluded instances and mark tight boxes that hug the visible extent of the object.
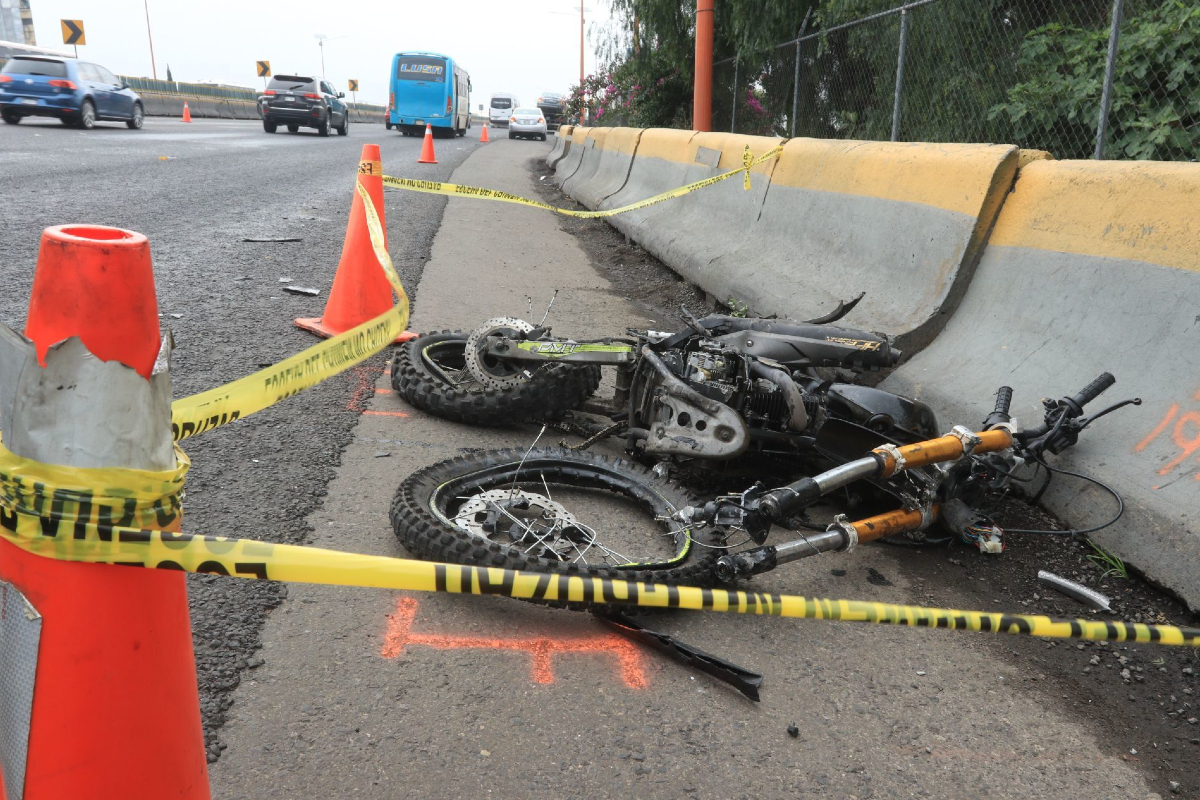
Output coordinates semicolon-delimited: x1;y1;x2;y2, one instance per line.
390;373;1139;603
392;302;942;471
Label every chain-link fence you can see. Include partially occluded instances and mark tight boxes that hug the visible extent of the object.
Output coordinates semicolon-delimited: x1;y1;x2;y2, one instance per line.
713;0;1199;161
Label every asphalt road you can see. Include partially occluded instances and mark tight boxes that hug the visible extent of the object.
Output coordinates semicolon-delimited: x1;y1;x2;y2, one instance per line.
207;140;1162;799
0;115;481;760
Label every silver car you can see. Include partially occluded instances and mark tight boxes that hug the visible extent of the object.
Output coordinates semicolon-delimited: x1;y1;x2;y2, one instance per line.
507;106;547;141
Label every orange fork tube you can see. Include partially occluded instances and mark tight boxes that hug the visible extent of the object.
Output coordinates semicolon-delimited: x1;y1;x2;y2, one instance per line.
851;505;941;545
873;429;1012;478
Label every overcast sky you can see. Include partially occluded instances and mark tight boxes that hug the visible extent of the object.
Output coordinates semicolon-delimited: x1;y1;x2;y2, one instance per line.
25;0;612;106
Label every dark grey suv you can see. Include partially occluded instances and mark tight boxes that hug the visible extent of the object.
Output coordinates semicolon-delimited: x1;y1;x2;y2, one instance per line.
259;75;348;136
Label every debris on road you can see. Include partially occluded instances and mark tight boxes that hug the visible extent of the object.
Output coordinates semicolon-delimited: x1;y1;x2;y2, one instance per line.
596;612;764;701
1038;569;1113;612
243;237;303;243
787;725;800;738
283;286;321;296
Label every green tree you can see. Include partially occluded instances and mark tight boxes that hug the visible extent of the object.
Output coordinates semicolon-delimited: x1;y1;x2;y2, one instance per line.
990;1;1200;159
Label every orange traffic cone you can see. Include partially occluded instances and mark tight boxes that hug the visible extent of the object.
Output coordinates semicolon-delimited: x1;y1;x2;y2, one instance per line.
0;225;209;799
480;123;489;143
181;100;192;122
296;144;414;342
418;123;438;163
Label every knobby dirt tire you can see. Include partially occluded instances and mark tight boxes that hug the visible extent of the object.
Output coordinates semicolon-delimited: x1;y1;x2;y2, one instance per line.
391;331;601;427
390;448;726;610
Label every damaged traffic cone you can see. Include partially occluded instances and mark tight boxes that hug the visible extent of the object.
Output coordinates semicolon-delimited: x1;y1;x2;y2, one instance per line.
0;225;209;800
418;123;437;163
182;100;192;122
296;144;413;342
480;123;489;143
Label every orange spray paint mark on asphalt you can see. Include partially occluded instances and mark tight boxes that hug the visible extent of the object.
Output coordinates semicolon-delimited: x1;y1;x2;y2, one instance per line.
381;597;647;689
345;365;407;417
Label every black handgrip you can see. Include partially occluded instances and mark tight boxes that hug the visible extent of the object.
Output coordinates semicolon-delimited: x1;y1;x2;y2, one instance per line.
993;386;1013;417
983;386;1014;429
1066;372;1115;415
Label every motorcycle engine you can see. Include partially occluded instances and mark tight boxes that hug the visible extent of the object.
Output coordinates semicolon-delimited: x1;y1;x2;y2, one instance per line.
665;346;802;431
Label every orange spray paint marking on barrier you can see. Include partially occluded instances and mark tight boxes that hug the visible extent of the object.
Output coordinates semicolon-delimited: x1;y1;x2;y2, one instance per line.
1135;394;1200;479
1136;403;1179;453
381;597;648;688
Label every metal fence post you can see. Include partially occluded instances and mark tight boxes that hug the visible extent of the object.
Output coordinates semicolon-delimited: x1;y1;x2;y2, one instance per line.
731;55;739;133
890;8;910;142
1094;0;1125;159
790;9;813;139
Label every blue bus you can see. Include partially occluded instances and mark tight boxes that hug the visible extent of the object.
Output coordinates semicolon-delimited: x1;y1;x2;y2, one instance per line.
386;51;470;138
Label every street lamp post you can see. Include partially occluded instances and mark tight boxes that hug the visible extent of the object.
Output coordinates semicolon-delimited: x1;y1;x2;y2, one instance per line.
143;0;158;80
314;34;347;78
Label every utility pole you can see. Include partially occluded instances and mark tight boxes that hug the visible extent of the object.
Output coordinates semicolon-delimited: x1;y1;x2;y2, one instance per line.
693;0;714;131
143;0;158;80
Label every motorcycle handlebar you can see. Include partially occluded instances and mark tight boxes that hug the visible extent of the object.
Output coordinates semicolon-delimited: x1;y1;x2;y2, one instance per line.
993;386;1013;417
1065;372;1115;417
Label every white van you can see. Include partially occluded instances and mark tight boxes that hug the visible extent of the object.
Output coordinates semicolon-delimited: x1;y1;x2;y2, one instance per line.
488;93;519;127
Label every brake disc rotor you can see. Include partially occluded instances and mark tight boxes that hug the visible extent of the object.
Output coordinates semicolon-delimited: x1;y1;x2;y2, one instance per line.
464;317;536;390
452;488;584;560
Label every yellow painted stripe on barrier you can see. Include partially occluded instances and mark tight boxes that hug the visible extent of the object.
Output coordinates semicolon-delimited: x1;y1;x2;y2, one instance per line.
0;477;1196;645
169;184;410;441
987;160;1200;273
594;126;643;156
691;132;784;173
382;145;782;220
769;138;1018;217
631;128;699;162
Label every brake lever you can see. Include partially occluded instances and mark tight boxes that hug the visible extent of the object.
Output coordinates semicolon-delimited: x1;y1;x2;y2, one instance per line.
1080;397;1142;429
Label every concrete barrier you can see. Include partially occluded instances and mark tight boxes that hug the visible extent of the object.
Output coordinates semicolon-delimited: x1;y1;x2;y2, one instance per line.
551;126;592;188
700;139;1018;349
567;127;644;209
883;159;1200;608
578;131;781;286
545;125;573;167
561;127;612;198
138;92;381;123
592;128;697;245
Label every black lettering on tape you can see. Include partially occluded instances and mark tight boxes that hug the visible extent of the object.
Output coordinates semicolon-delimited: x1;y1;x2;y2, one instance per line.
234;562;269;580
160;530;194;550
200;536;238;555
196;560;230;576
71;492;93;540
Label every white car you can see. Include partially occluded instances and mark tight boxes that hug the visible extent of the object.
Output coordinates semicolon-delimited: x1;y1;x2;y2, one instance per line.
507;106;547;141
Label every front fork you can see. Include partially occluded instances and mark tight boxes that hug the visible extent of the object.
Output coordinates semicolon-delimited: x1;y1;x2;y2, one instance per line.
711;426;1015;581
714;506;937;581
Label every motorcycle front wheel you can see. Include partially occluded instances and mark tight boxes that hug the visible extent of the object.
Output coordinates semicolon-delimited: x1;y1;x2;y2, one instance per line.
390;447;730;607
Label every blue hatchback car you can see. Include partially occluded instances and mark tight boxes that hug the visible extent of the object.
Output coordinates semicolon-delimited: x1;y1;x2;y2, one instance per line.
0;56;144;129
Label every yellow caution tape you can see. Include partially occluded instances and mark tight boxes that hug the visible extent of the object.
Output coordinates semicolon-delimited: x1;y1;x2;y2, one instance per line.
382;145;783;219
169;184;410;441
1;439;1197;647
